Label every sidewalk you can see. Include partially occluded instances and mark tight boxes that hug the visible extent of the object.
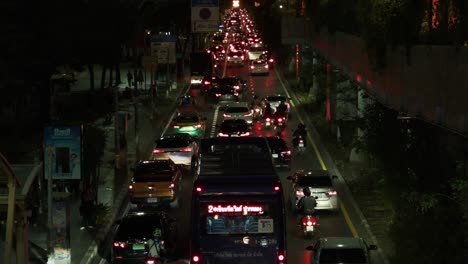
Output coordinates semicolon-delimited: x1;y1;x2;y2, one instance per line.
5;63;189;263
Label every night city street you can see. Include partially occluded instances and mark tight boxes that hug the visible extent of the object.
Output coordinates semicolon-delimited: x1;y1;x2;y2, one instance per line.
0;1;467;264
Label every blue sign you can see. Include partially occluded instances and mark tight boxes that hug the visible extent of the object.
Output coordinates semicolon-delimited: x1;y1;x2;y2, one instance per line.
192;0;218;7
44;126;82;180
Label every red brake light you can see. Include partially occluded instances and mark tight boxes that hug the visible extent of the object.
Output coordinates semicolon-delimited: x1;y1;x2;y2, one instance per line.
274;185;280;191
113;242;127;248
204;81;210;85
302;217;317;226
281;150;291;155
169;183;175;188
223;113;232;117
277;118;283;122
128;185;133;190
277;254;285;261
145;257;156;264
240;132;250;136
173;125;180;128
179;147;192;152
195;186;203;192
153;149;164;153
250;66;254;69
266;118;271;121
326;191;337;196
192;255;200;263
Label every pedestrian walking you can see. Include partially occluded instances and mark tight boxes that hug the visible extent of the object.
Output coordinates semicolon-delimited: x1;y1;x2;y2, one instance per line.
127;70;133;87
80;185;96;230
137;69;144;88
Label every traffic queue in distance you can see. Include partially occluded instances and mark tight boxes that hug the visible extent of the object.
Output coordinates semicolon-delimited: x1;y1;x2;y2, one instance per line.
111;6;378;264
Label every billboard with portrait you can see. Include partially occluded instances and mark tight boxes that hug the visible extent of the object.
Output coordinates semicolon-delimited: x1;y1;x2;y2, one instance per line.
43;126;82;180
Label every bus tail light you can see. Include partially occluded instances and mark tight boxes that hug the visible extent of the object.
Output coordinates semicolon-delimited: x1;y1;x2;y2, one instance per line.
192;255;200;263
195;186;203;193
273;185;280;191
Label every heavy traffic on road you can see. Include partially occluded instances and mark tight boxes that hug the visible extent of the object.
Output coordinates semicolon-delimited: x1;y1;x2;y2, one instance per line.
102;7;386;264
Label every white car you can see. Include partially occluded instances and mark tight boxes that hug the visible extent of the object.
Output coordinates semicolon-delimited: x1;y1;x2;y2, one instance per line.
151;133;198;166
262;94;290;113
223;102;253;125
287;170;339;212
247;44;265;61
226;50;244;66
249;59;269;75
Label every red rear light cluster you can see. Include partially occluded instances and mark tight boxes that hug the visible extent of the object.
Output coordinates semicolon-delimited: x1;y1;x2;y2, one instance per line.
326;191;338;196
113;242;127;248
302;217;318;226
277;253;285;263
281;150;291;155
153;149;165;154
179;147;192;152
192;255;200;263
195;187;203;192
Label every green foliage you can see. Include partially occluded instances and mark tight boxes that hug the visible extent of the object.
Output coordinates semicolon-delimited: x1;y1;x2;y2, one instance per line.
94;202;111;226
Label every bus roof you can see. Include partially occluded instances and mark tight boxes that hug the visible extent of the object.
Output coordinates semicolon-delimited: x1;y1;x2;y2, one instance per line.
198;137;271;154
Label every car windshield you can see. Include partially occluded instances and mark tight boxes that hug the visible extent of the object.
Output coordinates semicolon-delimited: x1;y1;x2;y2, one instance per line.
267;96;286;102
225;107;249;113
134;173;172;182
297;177;332;187
253;60;266;65
229;51;243;57
156;138;189;148
319;248;367;263
221;120;248;130
116;216;163;239
249;46;263;52
176;115;199;123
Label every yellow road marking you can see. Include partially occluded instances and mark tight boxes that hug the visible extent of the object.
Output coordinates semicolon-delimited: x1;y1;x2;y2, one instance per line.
275;69;359;237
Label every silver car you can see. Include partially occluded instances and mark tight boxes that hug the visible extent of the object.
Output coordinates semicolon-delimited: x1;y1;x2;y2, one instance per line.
287;170;339;211
305;237;378;264
223;102;253;125
249;59;269;75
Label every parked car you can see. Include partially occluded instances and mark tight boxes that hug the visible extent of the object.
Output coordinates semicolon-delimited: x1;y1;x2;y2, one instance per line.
305;237;378;264
287;170;339;211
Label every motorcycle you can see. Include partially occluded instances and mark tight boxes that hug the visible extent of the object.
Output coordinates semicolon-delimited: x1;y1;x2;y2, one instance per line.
294;135;306;154
300;215;318;238
273;113;287;131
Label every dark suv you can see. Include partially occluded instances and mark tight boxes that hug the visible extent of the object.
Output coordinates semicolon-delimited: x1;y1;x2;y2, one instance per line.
111;209;177;263
305;237;378;264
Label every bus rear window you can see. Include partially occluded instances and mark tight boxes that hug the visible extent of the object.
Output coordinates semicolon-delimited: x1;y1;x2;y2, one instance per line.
200;201;276;235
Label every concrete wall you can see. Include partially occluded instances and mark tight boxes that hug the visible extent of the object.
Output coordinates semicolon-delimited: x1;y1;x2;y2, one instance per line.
312;29;468;135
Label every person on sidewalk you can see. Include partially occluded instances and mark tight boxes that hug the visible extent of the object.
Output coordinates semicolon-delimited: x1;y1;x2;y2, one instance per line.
80;185;96;230
127;70;133;87
137;69;144;88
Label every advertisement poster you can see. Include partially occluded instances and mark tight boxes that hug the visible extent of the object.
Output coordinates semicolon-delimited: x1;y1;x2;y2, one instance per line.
44;126;82;180
51;195;71;264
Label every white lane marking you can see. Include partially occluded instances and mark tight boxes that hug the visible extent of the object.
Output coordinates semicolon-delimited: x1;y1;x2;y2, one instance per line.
210;106;219;137
161;110;178;137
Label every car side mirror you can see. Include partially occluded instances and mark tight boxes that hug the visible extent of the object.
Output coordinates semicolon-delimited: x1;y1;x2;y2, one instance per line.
305;245;315;251
332;175;338;180
369;245;378;250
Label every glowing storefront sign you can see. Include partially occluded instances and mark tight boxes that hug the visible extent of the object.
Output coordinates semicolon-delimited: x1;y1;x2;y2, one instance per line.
208;204;264;214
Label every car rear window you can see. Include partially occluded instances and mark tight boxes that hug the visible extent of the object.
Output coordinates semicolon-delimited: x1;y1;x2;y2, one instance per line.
319;248;366;263
225;107;249;113
220;78;238;86
297;177;332;187
156;138;189;148
134;173;173;182
176;115;199;122
249;46;263;52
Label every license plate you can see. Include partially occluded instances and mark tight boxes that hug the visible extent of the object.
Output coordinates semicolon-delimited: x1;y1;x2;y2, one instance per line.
306;226;314;232
132;244;145;251
147;198;158;203
266;122;270;126
299;143;304;147
272;154;278;158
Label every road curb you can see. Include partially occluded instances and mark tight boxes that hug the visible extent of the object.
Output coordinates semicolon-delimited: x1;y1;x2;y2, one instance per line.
275;68;391;264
